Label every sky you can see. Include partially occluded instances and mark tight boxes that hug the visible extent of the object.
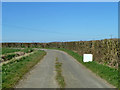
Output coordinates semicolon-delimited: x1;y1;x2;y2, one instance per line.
2;0;119;2
2;2;118;42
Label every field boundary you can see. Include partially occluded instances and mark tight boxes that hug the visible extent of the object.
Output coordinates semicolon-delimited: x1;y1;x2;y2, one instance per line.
1;51;35;66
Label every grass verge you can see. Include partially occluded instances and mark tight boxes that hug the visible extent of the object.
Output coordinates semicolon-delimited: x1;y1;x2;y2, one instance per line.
55;57;65;88
2;50;46;89
57;48;118;88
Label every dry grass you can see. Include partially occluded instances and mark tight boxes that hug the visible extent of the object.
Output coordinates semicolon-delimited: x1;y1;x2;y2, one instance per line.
55;57;65;88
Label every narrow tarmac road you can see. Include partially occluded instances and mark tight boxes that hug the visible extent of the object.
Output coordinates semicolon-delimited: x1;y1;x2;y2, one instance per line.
16;49;114;88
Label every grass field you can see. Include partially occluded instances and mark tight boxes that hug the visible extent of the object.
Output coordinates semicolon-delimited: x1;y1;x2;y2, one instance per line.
2;50;46;88
1;48;35;63
2;48;21;54
2;48;34;55
57;48;118;88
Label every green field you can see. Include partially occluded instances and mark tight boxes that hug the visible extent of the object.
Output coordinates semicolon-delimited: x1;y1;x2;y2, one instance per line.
2;48;21;54
1;48;35;63
2;48;34;55
57;48;118;88
2;50;46;88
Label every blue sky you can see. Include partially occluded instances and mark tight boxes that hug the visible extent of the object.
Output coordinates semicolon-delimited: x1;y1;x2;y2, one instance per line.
2;2;118;42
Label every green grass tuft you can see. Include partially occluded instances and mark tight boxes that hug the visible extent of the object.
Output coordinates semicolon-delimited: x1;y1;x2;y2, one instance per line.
55;57;65;88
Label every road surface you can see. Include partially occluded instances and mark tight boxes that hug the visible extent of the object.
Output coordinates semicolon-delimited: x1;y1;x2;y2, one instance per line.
16;49;114;88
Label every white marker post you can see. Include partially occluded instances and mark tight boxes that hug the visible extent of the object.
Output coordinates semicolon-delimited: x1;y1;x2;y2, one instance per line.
83;54;93;62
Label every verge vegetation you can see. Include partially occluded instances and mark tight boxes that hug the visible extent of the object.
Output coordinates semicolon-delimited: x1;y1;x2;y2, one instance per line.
2;50;46;88
55;57;65;88
57;48;118;88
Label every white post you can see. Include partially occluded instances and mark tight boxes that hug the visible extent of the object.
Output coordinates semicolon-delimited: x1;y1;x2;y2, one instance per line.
83;54;93;62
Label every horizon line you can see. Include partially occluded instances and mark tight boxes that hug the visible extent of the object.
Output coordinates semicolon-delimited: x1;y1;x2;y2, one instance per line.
1;38;118;43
